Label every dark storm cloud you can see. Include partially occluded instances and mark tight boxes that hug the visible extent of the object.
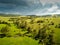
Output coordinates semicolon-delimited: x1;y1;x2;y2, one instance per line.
0;0;42;11
0;0;31;14
0;0;60;15
0;0;29;6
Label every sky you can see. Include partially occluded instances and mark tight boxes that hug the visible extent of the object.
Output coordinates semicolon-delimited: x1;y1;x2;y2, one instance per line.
0;0;60;15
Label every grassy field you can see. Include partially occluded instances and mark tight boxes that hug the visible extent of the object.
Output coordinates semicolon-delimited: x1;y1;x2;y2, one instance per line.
0;15;60;45
0;37;39;45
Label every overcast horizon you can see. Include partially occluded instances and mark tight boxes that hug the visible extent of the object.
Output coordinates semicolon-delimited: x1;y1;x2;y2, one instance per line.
0;0;60;15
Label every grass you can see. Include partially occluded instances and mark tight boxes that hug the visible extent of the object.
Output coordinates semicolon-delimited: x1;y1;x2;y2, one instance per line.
0;36;39;45
0;16;60;45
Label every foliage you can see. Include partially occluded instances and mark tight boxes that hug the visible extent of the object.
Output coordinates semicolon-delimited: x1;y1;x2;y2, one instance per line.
0;15;60;45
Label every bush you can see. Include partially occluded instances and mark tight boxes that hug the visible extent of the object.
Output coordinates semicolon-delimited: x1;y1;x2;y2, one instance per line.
37;20;44;23
0;25;10;37
49;22;54;25
15;33;22;36
0;34;6;38
2;21;8;24
55;24;60;28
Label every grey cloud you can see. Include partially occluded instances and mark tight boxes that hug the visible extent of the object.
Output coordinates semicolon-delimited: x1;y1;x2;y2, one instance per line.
0;0;60;15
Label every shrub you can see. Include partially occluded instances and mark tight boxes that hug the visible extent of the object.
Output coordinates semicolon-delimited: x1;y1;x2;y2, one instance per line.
37;20;44;23
55;24;60;28
15;33;22;36
0;25;10;37
49;22;54;25
0;34;6;38
2;21;8;24
27;27;32;33
46;30;55;45
1;27;9;34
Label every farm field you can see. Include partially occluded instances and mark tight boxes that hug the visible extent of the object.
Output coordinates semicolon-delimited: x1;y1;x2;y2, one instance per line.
0;15;60;45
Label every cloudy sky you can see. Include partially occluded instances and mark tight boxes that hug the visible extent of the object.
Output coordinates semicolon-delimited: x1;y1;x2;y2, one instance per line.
0;0;60;15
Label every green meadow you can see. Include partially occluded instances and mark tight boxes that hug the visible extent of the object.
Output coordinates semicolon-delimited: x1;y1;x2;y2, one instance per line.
0;15;60;45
